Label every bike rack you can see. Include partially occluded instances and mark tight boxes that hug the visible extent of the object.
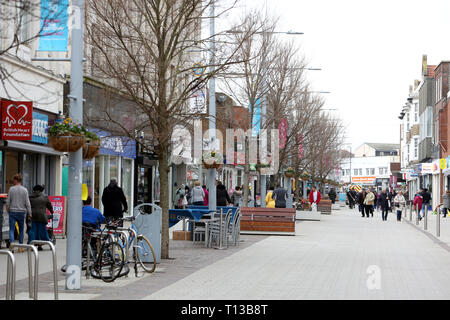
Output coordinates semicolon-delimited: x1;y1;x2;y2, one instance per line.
0;250;15;300
31;241;58;300
10;244;38;300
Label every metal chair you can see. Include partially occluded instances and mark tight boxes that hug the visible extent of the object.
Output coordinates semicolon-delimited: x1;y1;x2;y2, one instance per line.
207;209;232;248
226;208;241;246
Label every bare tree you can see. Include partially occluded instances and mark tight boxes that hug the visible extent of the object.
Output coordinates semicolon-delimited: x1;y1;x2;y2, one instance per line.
221;11;279;206
84;0;255;259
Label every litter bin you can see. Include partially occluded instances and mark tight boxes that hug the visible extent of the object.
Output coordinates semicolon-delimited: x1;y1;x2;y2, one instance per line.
133;203;161;264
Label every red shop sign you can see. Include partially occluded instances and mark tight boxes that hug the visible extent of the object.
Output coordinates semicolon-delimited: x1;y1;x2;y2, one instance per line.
1;100;33;140
46;196;66;235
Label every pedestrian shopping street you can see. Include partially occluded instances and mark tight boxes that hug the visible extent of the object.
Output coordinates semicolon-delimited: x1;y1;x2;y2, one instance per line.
3;206;450;300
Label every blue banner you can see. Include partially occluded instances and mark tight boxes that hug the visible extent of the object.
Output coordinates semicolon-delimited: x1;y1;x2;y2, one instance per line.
38;0;69;51
32;112;48;144
250;98;261;137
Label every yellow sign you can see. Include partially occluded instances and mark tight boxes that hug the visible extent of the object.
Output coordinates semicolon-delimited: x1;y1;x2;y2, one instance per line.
82;183;88;201
440;158;446;170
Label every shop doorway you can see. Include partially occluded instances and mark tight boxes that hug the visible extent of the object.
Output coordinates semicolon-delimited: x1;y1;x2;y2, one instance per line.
5;151;19;192
137;166;153;206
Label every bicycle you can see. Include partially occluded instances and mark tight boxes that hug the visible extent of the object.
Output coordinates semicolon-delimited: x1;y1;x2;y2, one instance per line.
107;214;157;277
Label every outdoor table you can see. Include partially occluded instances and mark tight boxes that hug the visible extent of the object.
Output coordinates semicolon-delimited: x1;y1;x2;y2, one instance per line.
169;208;215;240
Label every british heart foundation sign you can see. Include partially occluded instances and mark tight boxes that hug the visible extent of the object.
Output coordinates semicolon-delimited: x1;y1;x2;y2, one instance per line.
1;100;33;140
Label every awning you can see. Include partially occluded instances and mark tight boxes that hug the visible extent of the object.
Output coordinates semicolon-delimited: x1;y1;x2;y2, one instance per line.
1;140;63;156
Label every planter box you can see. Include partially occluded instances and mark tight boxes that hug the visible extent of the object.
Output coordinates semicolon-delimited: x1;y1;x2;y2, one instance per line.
296;210;321;221
172;230;191;241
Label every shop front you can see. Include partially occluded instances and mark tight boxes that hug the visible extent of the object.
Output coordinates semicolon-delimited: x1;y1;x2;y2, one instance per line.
0;107;62;195
76;129;136;214
135;145;159;207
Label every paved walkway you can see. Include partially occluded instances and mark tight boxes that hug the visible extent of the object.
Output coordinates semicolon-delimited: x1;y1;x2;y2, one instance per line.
144;207;450;300
3;207;450;299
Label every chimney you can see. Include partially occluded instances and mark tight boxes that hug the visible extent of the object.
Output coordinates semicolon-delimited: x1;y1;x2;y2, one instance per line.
422;54;428;76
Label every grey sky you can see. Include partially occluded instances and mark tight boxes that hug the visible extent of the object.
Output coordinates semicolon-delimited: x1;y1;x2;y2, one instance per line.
217;0;450;151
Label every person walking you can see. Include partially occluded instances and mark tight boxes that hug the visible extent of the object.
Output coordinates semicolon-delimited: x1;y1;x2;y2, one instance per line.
273;184;288;208
357;189;367;217
413;192;423;221
230;186;243;207
364;189;375;218
346;188;356;209
393;191;406;222
184;185;192;205
191;181;205;206
441;189;450;218
216;181;231;207
27;185;53;249
174;184;186;209
328;188;337;204
265;185;276;208
421;188;431;218
202;185;209;207
378;189;390;221
101;178;128;226
6;174;32;251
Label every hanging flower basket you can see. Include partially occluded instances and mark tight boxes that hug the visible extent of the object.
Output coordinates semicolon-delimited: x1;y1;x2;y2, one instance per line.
47;118;99;153
202;150;223;169
83;139;101;159
49;134;86;152
256;163;271;173
284;167;296;178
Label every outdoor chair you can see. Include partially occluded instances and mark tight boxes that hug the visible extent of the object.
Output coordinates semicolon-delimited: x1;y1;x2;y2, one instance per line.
207;209;232;248
226;207;241;246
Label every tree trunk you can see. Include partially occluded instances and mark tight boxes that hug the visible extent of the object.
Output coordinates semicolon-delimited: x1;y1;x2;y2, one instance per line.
243;137;250;207
159;145;170;259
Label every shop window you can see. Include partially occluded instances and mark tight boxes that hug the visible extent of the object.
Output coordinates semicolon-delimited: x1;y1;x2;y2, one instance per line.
82;159;94;203
22;153;36;192
110;156;118;181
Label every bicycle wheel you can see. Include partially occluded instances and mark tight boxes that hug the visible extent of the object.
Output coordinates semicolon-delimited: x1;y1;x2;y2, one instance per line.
135;235;157;273
95;241;125;282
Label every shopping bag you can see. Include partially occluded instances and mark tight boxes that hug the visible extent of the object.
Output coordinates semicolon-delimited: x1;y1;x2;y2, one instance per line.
311;203;317;212
182;196;188;206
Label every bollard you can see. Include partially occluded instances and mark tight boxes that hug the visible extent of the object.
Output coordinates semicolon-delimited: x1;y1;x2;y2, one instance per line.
409;203;413;221
437;206;441;237
0;250;15;300
416;206;419;225
10;244;38;300
31;241;58;300
424;205;428;231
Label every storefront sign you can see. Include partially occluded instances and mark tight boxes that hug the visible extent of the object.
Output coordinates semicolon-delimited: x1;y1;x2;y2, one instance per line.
32;112;48;144
420;163;434;174
38;0;69;51
1;100;33;140
352;176;376;184
89;128;136;159
46;196;65;235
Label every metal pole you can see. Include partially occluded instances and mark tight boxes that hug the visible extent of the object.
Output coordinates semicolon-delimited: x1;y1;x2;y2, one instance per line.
208;0;217;213
286;178;293;208
437;205;441;237
215;208;226;250
66;0;84;290
424;204;428;230
409;202;412;221
416;206;419;225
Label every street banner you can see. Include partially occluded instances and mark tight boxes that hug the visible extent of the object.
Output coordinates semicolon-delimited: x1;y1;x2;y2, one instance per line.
251;99;261;137
1;100;33;140
46;196;65;235
38;0;69;51
279;118;288;149
352;176;376;184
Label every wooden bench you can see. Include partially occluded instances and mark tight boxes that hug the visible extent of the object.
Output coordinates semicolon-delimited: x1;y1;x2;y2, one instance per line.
240;207;296;236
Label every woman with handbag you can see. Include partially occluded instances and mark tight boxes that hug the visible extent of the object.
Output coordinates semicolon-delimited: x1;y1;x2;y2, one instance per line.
393;191;406;222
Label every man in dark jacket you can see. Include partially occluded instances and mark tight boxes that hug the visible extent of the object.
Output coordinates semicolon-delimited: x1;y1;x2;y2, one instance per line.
421;188;431;217
102;178;128;225
273;184;288;208
216;181;231;207
328;188;337;204
378;189;390;221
